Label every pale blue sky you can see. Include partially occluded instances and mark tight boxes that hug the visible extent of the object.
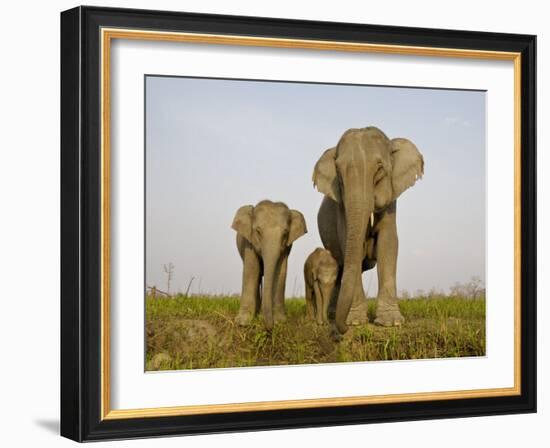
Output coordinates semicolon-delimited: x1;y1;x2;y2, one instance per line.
145;76;485;296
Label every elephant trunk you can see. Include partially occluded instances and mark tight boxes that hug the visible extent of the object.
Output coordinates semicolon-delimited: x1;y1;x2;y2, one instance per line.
319;282;334;322
335;192;372;334
313;281;323;323
261;247;280;330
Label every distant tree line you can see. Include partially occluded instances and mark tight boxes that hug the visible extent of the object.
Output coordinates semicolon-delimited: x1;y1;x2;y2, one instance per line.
152;262;485;301
400;276;485;300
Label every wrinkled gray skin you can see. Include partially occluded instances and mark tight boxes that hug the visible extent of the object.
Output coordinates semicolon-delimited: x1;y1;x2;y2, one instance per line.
313;126;424;336
304;248;339;325
232;200;307;330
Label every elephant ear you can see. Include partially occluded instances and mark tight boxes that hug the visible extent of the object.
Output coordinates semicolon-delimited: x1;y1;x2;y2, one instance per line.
390;138;424;200
312;148;340;202
288;210;308;246
231;205;254;243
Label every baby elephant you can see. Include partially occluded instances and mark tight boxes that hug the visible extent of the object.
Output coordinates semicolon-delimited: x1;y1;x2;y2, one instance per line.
304;248;339;325
232;200;307;329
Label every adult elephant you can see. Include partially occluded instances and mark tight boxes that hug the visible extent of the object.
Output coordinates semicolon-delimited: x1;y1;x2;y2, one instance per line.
313;126;424;336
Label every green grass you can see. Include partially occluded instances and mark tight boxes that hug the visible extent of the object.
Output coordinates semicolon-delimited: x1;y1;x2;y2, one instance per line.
146;295;485;371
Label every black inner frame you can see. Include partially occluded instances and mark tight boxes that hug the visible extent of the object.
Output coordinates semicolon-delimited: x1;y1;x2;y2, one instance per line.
61;6;536;442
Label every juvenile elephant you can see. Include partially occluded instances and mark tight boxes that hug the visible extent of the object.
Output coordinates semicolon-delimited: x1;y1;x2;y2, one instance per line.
232;200;307;329
313;126;424;336
304;248;339;325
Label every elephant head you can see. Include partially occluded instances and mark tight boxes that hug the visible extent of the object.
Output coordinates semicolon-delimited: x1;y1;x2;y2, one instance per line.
232;200;307;329
313;126;424;334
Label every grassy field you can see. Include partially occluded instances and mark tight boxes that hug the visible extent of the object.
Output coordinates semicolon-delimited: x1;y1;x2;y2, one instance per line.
146;295;485;371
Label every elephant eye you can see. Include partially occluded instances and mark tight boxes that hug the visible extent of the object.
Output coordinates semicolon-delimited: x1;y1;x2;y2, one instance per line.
374;166;385;185
255;227;262;236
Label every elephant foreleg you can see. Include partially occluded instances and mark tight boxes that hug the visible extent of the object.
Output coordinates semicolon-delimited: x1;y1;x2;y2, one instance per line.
373;203;404;326
273;255;288;323
328;271;341;321
236;242;261;326
346;275;369;326
305;282;315;320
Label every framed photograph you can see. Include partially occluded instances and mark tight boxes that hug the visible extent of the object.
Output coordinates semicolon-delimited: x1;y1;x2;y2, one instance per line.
60;6;536;442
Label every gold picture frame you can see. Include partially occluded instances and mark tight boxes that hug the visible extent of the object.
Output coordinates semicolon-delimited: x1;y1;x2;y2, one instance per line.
61;6;536;442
